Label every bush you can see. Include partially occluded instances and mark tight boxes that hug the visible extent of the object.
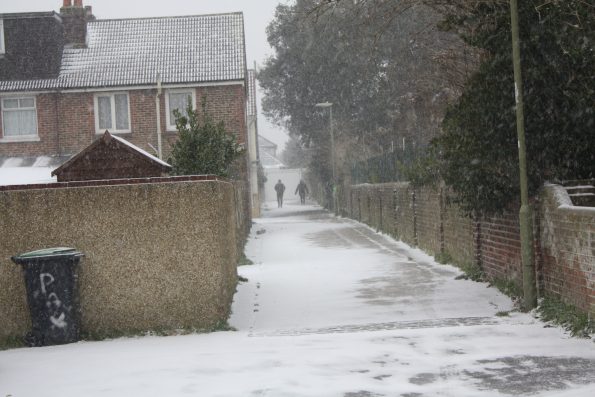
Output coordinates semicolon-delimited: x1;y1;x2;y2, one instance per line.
168;100;244;177
434;0;594;215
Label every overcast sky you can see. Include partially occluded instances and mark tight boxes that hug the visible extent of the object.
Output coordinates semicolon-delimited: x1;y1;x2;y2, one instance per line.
1;0;290;149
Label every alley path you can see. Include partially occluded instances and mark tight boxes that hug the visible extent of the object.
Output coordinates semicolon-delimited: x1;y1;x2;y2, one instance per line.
228;201;595;396
232;202;514;335
1;201;594;397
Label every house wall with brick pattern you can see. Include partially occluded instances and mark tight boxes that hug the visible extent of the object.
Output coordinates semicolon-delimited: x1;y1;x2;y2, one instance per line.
0;84;247;160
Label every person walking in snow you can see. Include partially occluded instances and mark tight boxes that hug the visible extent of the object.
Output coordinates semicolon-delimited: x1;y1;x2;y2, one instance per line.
274;179;286;208
295;180;309;205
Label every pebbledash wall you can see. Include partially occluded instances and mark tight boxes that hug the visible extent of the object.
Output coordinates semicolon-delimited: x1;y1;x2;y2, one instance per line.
0;176;249;342
0;84;247;159
343;182;594;317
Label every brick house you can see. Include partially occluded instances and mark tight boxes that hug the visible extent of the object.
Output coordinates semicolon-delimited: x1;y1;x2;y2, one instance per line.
0;0;251;176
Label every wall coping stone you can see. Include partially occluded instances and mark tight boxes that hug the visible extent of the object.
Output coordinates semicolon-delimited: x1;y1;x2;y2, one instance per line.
0;175;222;192
544;183;595;216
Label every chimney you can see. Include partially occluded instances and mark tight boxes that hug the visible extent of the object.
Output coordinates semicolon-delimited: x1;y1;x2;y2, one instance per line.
60;0;94;48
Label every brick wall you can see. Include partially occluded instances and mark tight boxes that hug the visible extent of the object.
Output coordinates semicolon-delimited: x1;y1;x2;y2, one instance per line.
379;185;397;237
358;186;372;226
539;185;594;315
479;210;523;285
371;187;382;230
129;89;159;153
394;183;416;246
57;92;95;154
0;83;247;160
416;186;443;256
340;182;594;317
197;85;247;145
442;197;477;267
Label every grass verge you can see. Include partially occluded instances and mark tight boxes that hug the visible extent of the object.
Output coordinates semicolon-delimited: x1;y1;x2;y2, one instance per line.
81;320;236;341
238;253;254;266
490;277;523;301
453;262;485;282
536;295;593;338
0;336;25;351
1;321;236;351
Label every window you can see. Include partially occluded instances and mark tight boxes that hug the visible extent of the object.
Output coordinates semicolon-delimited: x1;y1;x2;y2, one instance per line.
94;93;130;133
165;89;196;130
0;19;5;55
1;97;38;140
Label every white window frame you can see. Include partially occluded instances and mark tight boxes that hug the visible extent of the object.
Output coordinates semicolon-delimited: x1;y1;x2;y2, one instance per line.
93;92;131;134
165;89;196;131
0;20;5;55
0;96;39;142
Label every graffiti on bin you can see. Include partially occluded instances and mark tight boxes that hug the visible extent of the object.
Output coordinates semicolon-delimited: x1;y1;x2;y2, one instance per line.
40;272;68;329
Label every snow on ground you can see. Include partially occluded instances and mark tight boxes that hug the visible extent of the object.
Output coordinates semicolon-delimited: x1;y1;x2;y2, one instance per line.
0;167;56;186
1;200;594;397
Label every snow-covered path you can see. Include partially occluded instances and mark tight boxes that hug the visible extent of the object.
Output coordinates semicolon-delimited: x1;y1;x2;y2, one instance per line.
1;201;594;396
232;202;514;333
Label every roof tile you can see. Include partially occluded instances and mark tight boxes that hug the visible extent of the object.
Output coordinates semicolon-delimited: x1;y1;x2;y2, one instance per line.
0;13;246;91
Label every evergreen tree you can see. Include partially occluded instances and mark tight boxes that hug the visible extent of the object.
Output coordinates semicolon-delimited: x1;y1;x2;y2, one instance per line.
434;0;594;215
168;100;244;177
259;0;466;186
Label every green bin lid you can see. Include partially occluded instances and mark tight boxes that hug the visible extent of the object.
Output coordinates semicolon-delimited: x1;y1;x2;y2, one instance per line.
13;247;81;260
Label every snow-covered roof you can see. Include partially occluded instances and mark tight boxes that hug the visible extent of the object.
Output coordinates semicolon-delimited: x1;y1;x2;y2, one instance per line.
0;167;56;186
0;155;70;168
109;134;171;168
260;151;285;169
0;155;69;186
0;13;246;91
258;135;277;150
51;131;171;178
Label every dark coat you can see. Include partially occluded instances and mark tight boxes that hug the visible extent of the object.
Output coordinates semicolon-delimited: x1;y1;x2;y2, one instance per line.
275;182;286;195
295;181;309;196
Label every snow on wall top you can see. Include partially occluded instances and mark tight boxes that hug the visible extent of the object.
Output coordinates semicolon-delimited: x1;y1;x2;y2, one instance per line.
0;13;246;91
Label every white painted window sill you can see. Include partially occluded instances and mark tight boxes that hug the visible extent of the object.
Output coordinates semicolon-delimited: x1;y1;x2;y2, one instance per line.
0;136;41;143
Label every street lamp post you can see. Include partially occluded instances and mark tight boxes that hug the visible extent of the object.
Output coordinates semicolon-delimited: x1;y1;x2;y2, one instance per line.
510;0;536;310
315;102;337;213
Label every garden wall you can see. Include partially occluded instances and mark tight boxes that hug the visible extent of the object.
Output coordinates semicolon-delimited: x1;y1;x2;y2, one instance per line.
0;177;248;342
539;184;594;315
347;182;594;317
